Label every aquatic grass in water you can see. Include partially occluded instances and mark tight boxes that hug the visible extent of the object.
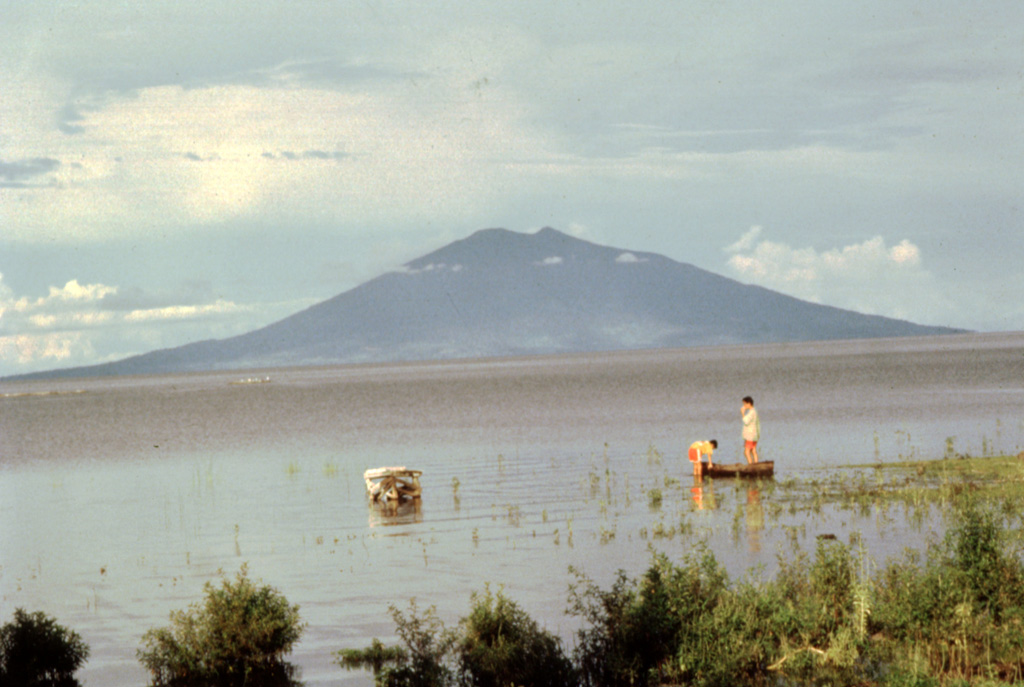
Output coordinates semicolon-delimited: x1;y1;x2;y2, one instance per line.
344;495;1024;687
751;454;1024;531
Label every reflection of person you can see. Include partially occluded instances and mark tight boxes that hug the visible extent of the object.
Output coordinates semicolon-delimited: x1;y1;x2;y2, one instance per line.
688;439;718;476
746;488;763;528
745;487;763;553
742;396;760;464
690;484;716;510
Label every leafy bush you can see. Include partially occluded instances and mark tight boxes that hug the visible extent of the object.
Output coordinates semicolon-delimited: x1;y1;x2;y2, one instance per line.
567;550;732;687
458;587;575;687
338;601;457;687
0;609;89;687
339;591;574;687
871;499;1024;682
137;565;304;687
947;501;1024;616
808;538;856;640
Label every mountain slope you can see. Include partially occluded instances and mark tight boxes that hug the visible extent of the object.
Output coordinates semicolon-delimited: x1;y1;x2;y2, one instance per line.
7;227;965;379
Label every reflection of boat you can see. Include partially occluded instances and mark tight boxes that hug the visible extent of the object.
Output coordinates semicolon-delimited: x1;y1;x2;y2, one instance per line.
363;467;423;503
697;461;774;478
368;498;423;528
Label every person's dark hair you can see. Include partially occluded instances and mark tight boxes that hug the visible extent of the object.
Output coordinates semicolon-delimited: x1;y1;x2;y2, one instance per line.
742;396;754;405
710;440;718;448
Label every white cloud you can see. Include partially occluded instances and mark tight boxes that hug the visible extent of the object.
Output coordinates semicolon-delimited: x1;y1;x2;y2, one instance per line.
566;223;589;238
0;332;91;366
723;228;949;323
43;279;117;303
1;60;553;242
888;240;920;265
402;262;468;275
2;278;119;326
615;252;646;264
0;273;248;372
123;301;245;323
725;225;763;253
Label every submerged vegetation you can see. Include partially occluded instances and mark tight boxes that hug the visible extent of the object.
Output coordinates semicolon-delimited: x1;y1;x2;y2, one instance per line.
343;494;1024;687
767;452;1024;538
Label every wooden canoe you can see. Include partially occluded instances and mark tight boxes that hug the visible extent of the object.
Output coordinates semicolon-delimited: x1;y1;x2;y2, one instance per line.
698;461;774;479
364;466;423;502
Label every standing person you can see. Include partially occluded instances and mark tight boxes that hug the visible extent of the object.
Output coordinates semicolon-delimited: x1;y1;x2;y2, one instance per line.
688;439;718;476
742;396;760;464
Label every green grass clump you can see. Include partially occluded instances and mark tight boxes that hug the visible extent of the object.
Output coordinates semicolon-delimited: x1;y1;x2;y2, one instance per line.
768;454;1024;523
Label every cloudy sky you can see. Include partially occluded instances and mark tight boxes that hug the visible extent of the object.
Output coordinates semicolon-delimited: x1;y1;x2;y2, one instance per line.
2;1;1022;376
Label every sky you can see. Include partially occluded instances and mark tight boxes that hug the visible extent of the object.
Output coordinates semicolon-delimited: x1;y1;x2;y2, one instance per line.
2;1;1022;377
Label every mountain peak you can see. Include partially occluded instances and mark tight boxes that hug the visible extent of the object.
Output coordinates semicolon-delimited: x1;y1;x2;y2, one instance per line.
6;226;966;380
407;226;626;270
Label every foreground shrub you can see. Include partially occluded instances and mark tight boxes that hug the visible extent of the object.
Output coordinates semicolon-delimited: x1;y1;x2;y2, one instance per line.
458;587;575;687
339;590;574;687
566;546;863;687
0;609;89;687
872;499;1024;682
338;601;457;687
567;550;730;687
137;565;304;687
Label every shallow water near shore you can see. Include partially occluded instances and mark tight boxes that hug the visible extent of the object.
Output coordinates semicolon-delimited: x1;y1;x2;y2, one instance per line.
2;332;1023;686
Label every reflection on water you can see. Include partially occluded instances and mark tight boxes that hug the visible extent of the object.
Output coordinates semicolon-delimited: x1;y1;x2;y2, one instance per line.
367;499;424;528
689;479;716;511
1;333;1023;686
745;488;764;554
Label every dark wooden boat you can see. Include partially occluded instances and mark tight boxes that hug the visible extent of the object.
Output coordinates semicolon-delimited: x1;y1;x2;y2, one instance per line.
698;460;774;479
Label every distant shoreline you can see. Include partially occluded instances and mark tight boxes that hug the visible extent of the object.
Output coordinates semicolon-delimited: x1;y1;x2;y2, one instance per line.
6;328;1019;385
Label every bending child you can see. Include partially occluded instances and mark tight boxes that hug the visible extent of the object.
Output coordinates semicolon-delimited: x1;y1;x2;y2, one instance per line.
688;439;718;476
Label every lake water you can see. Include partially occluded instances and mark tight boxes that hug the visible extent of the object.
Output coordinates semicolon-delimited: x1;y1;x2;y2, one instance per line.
2;332;1023;686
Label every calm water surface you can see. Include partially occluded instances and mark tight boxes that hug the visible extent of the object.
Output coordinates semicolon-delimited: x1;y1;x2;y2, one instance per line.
2;333;1023;686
